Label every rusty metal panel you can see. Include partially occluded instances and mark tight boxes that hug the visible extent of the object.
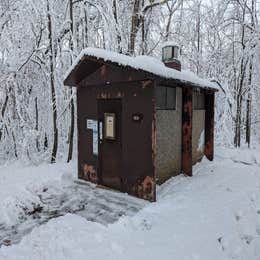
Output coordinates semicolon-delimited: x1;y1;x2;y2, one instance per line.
73;57;217;201
164;61;181;71
120;79;155;202
77;65;155;201
98;99;122;190
77;85;99;184
82;163;98;183
205;92;215;161
181;87;193;176
129;176;156;202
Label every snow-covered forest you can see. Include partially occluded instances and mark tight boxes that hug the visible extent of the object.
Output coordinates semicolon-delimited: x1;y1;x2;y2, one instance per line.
1;1;260;259
0;0;259;164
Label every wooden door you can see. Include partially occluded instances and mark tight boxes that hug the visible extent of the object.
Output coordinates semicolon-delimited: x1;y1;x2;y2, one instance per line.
98;99;122;190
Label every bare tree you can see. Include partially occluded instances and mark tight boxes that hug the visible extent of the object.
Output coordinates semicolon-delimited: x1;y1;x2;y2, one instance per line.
46;0;58;163
67;0;75;163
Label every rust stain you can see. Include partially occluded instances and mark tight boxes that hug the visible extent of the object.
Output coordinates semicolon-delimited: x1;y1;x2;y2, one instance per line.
98;91;125;99
142;80;153;88
152;86;157;184
101;92;107;99
164;61;181;71
141;176;155;201
82;163;98;183
205;92;215;161
152;118;155;162
101;65;107;80
100;92;110;99
116;91;124;98
181;87;193;176
130;176;156;202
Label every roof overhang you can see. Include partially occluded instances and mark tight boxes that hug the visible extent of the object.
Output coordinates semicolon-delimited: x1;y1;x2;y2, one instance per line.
64;57;103;86
64;48;219;92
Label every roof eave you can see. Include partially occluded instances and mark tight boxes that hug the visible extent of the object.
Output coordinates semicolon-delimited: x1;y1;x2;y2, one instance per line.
63;54;219;91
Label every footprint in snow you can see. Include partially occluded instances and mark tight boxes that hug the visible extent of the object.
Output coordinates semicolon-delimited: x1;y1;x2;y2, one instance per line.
235;210;243;222
241;234;254;245
217;237;225;251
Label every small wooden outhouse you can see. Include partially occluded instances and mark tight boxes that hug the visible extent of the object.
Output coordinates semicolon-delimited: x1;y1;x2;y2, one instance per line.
64;45;218;202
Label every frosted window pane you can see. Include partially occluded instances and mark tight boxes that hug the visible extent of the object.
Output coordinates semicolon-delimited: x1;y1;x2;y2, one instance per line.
163;47;172;60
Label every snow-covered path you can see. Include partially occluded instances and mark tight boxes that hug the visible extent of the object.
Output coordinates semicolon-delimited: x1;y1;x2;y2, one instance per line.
0;174;146;247
0;146;260;260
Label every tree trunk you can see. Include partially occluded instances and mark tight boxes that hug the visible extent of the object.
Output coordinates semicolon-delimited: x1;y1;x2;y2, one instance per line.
44;132;48;151
128;0;169;54
196;1;201;75
35;97;40;152
0;94;9;142
234;94;242;147
165;10;173;41
245;0;255;148
113;0;122;53
67;0;75;163
246;95;251;147
234;4;246;148
12;130;18;158
67;94;75;162
128;0;141;55
83;6;88;48
47;0;58;163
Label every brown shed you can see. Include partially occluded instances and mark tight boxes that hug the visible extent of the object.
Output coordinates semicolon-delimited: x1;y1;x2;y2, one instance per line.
64;45;218;202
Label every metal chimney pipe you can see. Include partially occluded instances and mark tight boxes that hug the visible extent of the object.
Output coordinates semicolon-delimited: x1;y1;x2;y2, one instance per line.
162;43;181;71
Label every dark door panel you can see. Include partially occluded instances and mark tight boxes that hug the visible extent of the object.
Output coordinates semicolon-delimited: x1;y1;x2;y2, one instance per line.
98;99;122;190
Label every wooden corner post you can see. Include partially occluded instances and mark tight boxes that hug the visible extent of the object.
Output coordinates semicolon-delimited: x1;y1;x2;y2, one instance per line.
181;87;193;176
205;92;215;161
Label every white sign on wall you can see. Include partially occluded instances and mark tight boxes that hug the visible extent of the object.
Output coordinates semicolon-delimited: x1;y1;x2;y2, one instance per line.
87;119;98;132
86;119;98;155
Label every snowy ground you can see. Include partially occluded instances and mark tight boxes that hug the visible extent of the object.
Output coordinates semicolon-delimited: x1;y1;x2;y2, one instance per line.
1;146;260;260
0;162;146;246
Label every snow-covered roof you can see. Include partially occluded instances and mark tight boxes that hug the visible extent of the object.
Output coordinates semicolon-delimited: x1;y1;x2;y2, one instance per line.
64;47;218;91
161;40;180;48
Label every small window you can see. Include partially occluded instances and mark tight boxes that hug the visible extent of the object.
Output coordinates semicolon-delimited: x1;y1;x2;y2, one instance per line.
193;91;205;110
162;46;173;60
156;86;176;110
